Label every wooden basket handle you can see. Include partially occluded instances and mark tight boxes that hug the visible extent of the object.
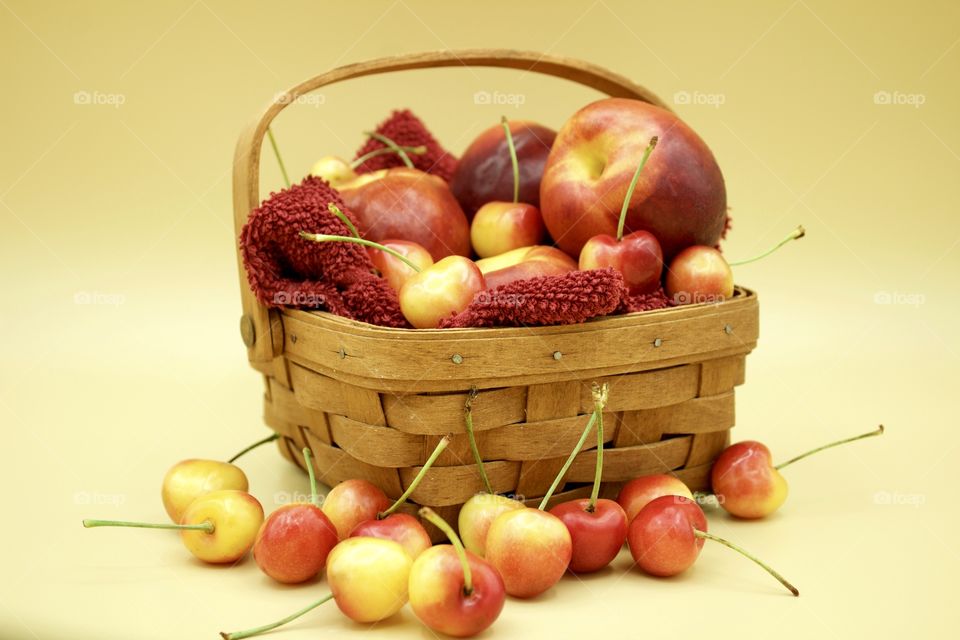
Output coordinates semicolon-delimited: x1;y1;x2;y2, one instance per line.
233;49;668;362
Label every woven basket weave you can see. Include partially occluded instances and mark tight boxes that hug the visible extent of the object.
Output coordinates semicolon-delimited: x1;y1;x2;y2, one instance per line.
232;50;759;540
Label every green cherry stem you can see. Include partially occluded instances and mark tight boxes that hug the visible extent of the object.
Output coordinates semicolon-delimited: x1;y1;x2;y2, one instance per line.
728;225;805;267
420;507;474;595
379;436;450;518
220;593;335;640
82;519;214;533
500;115;520;203
587;384;609;511
775;424;884;471
364;131;415;168
538;383;609;510
298;231;422;273
327;203;360;239
303;447;320;507
693;529;799;596
617;136;658;241
227;433;280;464
464;387;494;495
266;127;290;188
351;145;427;168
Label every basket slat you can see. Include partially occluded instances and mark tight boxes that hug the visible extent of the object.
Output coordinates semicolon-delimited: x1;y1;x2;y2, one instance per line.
700;354;747;395
299;434;404;498
381;386;527;435
398;462;521;506
562;438;693;483
656;392;735;434
685;430;732;467
577;365;700;412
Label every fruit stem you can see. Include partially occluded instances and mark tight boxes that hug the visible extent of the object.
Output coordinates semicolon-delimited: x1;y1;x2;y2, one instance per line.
616;136;658;242
538;383;609;510
379;436;450;518
694;529;799;596
266;127;290;188
587;383;609;511
501;116;520;203
220;592;335;640
775;424;884;471
298;232;423;272
327;203;360;239
464;387;494;495
302;447;320;507
227;433;280;463
351;145;427;168
364;131;415;168
420;507;473;595
728;225;805;266
82;519;214;533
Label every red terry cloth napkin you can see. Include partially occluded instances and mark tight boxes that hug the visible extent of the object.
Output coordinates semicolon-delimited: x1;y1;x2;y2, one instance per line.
440;268;675;328
619;287;672;313
438;268;620;328
353;109;458;181
239;176;407;328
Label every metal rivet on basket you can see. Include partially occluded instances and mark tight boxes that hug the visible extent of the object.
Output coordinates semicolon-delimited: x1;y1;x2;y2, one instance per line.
451;354;464;365
553;351;562;361
338;347;346;359
290;334;298;344
724;324;733;335
239;314;255;347
653;337;663;347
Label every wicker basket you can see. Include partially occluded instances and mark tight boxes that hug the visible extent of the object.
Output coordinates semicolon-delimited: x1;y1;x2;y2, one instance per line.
232;50;759;540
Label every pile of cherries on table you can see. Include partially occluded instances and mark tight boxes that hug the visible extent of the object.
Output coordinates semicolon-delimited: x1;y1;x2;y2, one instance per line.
83;384;882;638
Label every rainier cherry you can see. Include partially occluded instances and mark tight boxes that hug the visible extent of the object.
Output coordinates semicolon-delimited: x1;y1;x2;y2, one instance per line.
253;448;338;583
579;137;664;295
410;508;506;637
549;383;628;573
469;116;547;258
84;489;264;564
300;216;484;329
485;385;615;595
161;433;277;523
457;388;524;557
712;425;884;518
220;537;412;639
310;138;427;187
628;495;798;595
667;225;804;305
617;473;694;525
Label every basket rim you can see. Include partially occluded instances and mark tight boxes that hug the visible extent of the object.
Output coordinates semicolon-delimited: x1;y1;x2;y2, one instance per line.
283;286;756;338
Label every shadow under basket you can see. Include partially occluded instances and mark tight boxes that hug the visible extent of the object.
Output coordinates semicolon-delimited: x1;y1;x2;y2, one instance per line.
231;50;759;541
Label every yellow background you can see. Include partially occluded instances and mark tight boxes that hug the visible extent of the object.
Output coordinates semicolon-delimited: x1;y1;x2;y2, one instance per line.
1;1;957;638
